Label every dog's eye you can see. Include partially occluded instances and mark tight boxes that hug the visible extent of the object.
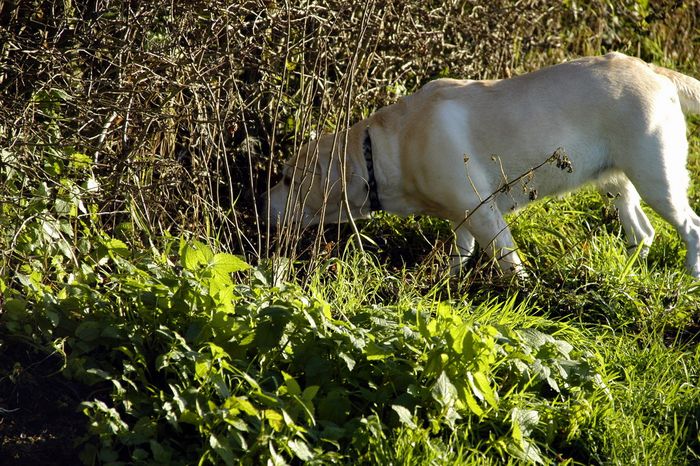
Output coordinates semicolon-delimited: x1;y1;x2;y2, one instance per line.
283;175;292;186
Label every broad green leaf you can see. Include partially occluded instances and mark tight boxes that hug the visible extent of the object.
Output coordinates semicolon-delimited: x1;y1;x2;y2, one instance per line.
444;405;462;429
365;341;392;360
86;176;100;193
432;371;457;408
54;198;72;216
42;219;61;239
195;359;210;379
104;238;130;258
4;298;27;314
209;434;235;466
426;320;439;337
209;253;250;274
207;342;227;360
85;368;111;381
226;396;259;417
511;408;540;438
179;410;201;425
302;386;320;403
150;440;171;463
518;328;552;349
69;151;91;167
282;371;302;396
553;339;574;356
338;352;356;371
75;321;101;342
425;352;448;377
417;311;431;339
264;409;284;432
436;301;455;320
448;324;469;355
467;371;498;408
288;438;314;461
181;240;213;271
318;389;351;424
268;443;286;466
392;404;417;428
507;438;545;465
456;383;484;417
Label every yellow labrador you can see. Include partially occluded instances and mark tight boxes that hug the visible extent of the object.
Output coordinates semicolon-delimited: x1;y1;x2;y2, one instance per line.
267;53;700;278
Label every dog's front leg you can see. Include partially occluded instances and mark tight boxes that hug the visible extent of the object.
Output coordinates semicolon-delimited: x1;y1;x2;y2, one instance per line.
450;221;476;276
462;202;527;279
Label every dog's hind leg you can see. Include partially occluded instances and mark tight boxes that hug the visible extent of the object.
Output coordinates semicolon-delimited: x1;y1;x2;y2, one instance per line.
598;175;655;257
635;190;700;277
621;129;700;277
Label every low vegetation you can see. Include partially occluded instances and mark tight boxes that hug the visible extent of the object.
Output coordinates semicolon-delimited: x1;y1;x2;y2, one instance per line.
1;1;699;464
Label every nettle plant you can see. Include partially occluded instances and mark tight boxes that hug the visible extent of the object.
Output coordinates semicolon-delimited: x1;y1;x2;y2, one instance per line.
5;232;608;464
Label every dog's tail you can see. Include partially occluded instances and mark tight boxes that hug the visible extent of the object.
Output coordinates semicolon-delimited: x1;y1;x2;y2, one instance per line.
650;64;700;115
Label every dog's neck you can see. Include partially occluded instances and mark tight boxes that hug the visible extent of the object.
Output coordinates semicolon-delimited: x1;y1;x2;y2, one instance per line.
363;128;382;211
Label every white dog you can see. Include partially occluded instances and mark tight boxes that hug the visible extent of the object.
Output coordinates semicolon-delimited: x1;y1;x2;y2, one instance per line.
267;53;700;278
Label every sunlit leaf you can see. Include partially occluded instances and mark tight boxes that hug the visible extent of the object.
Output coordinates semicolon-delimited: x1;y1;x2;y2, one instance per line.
432;371;458;408
209;253;250;274
288;438;314;461
209;434;235;466
392;404;417;428
467;371;498;408
282;371;302;396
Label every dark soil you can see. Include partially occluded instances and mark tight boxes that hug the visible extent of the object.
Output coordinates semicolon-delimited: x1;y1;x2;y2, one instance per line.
0;343;85;465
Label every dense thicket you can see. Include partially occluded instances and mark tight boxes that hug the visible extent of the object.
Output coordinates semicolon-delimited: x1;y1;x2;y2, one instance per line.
2;1;698;268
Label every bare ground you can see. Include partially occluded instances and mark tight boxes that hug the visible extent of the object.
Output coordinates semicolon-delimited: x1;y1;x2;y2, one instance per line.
0;344;84;465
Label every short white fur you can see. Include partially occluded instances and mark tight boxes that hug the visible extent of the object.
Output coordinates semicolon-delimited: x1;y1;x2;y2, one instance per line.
268;53;700;278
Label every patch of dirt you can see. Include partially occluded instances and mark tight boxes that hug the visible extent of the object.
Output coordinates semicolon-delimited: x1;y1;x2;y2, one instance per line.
0;344;85;465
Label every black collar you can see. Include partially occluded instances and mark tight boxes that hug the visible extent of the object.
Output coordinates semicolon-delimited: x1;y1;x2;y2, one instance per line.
363;128;382;211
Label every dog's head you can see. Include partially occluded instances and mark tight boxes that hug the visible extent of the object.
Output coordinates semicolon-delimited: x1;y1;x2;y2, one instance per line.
266;130;372;228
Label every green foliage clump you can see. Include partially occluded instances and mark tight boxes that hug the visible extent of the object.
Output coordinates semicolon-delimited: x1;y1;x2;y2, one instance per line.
4;236;608;464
